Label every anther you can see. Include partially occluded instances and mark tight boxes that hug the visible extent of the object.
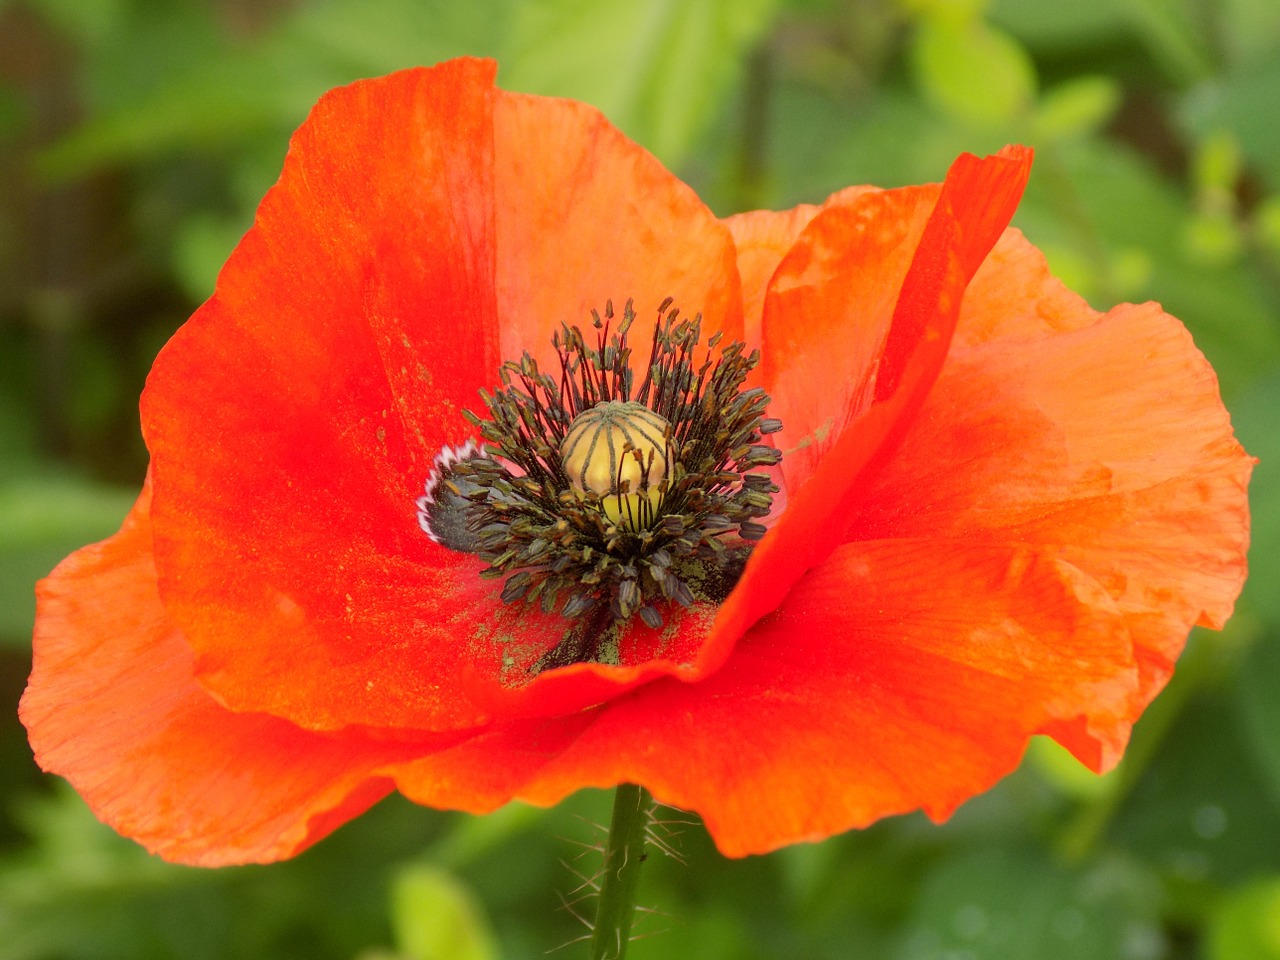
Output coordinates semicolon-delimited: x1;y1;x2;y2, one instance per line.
418;296;783;669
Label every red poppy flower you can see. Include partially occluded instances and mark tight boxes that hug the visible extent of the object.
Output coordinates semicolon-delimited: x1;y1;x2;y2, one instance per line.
21;58;1252;866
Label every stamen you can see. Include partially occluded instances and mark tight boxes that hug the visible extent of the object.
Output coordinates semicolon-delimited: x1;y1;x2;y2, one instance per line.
418;298;783;669
417;441;487;552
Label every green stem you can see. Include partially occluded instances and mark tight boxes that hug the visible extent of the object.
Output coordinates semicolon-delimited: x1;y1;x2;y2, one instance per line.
590;784;653;960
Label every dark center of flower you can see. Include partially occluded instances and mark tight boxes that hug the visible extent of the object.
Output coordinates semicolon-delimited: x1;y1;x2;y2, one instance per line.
417;298;782;671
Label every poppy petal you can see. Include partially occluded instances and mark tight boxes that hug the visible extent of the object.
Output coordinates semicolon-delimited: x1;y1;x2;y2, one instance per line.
724;203;821;348
20;483;425;866
141;61;510;733
388;539;1135;856
493;90;744;360
410;90;756;721
139;62;765;733
725;187;889;350
757;185;935;486
848;232;1253;757
700;147;1033;676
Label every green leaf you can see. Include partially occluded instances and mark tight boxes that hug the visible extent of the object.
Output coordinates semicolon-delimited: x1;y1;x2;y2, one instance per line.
895;846;1159;959
38;0;510;180
71;0;230;114
1108;690;1280;888
390;866;498;960
37;56;304;180
1213;0;1280;68
990;0;1130;49
1207;877;1280;960
501;0;779;167
752;82;1012;213
0;790;458;960
910;17;1037;125
281;0;509;75
1123;0;1217;84
1182;52;1280;189
1031;76;1121;140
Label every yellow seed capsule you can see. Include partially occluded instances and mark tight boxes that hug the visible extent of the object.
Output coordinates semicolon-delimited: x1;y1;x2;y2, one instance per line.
561;400;671;530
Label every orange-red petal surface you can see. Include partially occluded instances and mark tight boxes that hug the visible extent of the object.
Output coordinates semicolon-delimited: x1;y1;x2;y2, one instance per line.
847;232;1253;764
390;539;1136;856
724;202;822;348
139;61;760;735
143;60;505;733
701;147;1033;676
493;90;743;361
760;184;936;487
20;483;425;866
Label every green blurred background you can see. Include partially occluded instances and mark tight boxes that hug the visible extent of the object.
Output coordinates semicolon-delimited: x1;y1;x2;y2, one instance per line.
2;0;1280;957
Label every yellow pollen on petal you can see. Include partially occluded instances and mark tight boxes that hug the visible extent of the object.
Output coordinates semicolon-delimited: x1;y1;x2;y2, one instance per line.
561;400;671;531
